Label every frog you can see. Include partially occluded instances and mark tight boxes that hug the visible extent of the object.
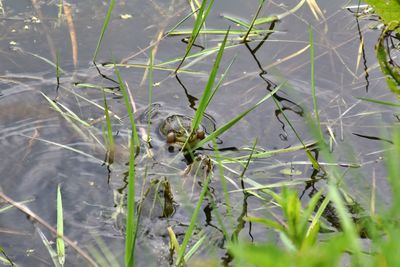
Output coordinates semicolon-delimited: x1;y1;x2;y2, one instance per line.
138;177;176;219
159;114;206;150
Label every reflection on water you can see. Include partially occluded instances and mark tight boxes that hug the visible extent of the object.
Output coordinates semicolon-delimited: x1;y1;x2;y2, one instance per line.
0;0;397;266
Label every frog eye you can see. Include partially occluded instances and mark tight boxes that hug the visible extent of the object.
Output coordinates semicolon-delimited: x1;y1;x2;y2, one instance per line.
167;132;176;143
196;130;205;140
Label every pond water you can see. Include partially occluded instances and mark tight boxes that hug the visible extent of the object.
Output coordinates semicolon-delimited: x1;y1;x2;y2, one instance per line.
0;0;397;266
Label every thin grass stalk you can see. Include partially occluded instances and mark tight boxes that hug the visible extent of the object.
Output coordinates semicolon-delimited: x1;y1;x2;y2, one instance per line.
93;0;115;62
106;63;201;74
158;43;240;67
37;228;62;267
86;246;109;267
0;199;34;213
309;25;323;141
166;8;199;35
222;14;251;28
169;29;274;36
124;137;137;267
191;84;283;151
242;0;265;42
92;235;120;267
56;50;60;87
103;91;115;164
114;65;140;152
56;184;65;266
191;28;230;131
113;66;139;267
212;139;234;228
57;0;63;21
306;193;330;237
14;48;66;73
272;96;320;170
147;47;154;143
254;0;307;25
175;0;215;72
206;54;237;108
184;235;207;262
176;171;212;266
358;97;400;107
305;116;362;264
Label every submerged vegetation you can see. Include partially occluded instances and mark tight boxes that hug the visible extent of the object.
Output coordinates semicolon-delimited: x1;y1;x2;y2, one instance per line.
0;0;400;266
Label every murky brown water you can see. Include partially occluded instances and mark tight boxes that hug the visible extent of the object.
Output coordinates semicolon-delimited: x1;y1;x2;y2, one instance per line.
0;1;397;266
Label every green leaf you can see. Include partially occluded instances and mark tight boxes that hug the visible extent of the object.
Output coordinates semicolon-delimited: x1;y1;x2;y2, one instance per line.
364;0;400;31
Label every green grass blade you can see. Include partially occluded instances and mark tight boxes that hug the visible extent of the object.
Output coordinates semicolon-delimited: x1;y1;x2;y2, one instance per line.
166;8;199;35
191;83;283;151
221;14;251;28
253;0;306;26
56;50;60;86
306;194;330;237
19;134;103;164
105;63;202;74
41;92;91;127
212;139;234;227
272;97;320;170
191;28;230;131
175;0;215;71
230;141;316;161
206;54;237;108
305;116;362;263
14;48;66;74
102;91;114;165
57;0;63;21
169;29;273;36
242;0;265;42
91;235;120;267
184;234;207;262
0;198;34;213
158;43;240;67
125;133;137;267
358;97;400;107
113;65;140;152
37;228;62;267
113;65;139;267
0;246;13;266
253;15;279;25
176;172;212;266
56;184;65;266
93;0;116;62
147;48;154;143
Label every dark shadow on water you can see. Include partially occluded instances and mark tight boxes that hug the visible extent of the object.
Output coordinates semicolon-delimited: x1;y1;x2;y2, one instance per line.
243;22;304;141
176;74;198;110
355;15;370;93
